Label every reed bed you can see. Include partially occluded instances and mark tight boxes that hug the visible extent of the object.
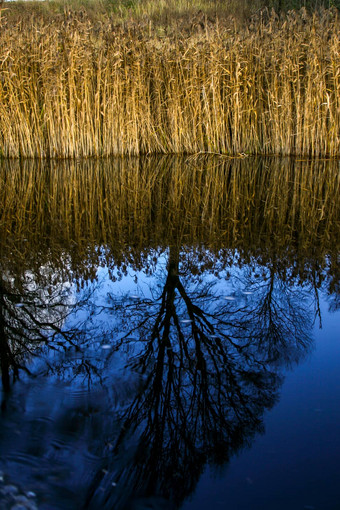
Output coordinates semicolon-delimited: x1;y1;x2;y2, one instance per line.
0;8;339;158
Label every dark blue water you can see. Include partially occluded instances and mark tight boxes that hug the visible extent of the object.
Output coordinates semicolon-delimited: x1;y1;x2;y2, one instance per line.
183;301;340;510
0;251;339;510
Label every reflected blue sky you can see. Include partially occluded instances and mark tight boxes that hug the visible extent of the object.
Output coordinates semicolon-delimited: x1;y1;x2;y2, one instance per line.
0;251;338;509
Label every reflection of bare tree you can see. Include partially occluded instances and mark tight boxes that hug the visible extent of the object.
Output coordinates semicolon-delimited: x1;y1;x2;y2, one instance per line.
0;279;67;396
323;253;340;313
0;246;322;510
0;268;96;407
84;247;313;509
231;264;313;366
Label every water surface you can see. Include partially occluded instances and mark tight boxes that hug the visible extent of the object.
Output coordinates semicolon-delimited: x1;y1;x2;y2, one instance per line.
0;156;339;509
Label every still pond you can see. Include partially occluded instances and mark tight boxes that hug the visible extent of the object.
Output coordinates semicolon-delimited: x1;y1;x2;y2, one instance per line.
0;156;339;510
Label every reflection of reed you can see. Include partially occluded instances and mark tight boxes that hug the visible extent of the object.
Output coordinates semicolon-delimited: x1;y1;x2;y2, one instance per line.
0;214;331;508
0;156;338;254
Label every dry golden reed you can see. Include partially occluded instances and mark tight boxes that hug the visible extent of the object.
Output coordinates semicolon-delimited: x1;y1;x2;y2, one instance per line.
0;8;339;158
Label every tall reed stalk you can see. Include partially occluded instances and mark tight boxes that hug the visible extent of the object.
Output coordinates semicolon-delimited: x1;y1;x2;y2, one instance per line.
0;9;339;157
